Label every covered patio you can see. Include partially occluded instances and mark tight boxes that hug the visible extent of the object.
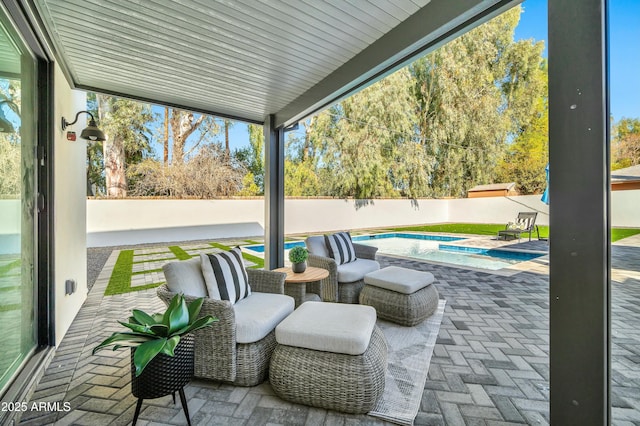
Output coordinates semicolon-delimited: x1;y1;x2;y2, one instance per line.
0;0;615;424
18;234;640;424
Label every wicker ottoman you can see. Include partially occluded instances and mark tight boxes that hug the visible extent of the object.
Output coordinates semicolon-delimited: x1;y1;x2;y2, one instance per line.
269;302;387;414
360;266;439;326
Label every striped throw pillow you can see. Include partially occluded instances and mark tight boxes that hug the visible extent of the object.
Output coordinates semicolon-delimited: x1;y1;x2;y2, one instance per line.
200;247;251;304
324;232;357;265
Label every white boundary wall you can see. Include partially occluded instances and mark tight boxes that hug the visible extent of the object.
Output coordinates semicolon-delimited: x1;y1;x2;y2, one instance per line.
86;190;640;247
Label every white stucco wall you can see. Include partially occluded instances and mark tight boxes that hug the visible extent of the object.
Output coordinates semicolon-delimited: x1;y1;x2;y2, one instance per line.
86;199;264;247
86;191;640;247
54;66;88;345
447;195;550;226
285;198;449;235
612;190;640;227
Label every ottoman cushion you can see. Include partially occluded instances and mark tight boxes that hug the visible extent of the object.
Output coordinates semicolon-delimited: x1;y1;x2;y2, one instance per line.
365;266;434;294
275;302;376;355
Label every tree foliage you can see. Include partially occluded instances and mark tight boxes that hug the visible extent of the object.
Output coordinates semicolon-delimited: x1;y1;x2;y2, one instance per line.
128;144;245;198
612;117;640;169
0;134;20;196
0;83;21;197
495;95;549;194
410;7;546;197
285;5;547;198
235;124;265;195
89;94;154;196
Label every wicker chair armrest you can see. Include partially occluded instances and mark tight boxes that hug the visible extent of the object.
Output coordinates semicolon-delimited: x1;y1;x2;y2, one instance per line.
247;269;286;294
307;253;339;302
354;243;377;260
156;284;238;382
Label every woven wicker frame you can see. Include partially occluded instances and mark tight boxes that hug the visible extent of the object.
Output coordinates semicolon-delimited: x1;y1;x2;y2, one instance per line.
307;243;378;303
360;283;439;326
269;326;388;414
157;268;287;386
235;330;277;386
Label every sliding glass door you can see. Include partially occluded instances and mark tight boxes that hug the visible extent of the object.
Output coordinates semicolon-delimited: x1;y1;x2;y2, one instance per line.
0;8;37;394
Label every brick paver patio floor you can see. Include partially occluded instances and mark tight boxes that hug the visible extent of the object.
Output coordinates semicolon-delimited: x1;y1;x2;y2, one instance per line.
17;235;640;425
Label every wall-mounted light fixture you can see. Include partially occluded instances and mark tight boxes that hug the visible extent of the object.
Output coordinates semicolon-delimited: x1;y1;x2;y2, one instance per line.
61;110;106;141
0;100;19;133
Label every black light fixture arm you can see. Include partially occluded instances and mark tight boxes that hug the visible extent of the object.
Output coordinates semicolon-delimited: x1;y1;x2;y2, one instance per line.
61;110;96;130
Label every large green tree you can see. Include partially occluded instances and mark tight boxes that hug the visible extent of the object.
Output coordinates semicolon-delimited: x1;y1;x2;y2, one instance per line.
91;94;154;197
495;95;549;194
410;6;546;198
299;68;422;198
235;124;265;195
612;117;640;169
284;5;547;200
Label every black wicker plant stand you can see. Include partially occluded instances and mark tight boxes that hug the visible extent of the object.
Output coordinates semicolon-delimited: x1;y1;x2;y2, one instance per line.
130;334;194;426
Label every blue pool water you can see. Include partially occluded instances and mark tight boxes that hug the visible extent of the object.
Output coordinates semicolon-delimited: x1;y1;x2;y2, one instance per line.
244;233;462;253
356;236;541;270
244;233;542;270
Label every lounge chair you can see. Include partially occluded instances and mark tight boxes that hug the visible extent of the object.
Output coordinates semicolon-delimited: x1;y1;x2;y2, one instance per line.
498;212;540;242
157;257;294;386
305;235;380;303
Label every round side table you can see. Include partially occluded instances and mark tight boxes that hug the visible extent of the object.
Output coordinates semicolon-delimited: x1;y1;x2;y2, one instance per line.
273;266;329;307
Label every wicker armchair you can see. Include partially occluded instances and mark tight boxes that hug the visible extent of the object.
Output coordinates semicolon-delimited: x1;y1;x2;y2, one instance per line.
157;268;291;386
306;236;380;303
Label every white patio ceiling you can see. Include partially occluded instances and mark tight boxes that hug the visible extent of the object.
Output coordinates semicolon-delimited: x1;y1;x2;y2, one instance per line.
32;0;511;127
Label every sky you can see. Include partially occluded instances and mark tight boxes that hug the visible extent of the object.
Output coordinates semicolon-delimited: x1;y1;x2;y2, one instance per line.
515;0;640;121
159;0;639;157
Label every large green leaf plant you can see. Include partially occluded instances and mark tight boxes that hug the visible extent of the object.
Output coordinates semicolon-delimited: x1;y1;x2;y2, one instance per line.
93;294;217;376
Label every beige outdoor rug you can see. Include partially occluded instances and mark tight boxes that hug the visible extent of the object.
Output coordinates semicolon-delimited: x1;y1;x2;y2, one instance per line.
369;299;446;425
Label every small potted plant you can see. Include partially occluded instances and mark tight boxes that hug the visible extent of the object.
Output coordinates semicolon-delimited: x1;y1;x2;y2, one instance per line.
93;294;217;424
289;246;309;273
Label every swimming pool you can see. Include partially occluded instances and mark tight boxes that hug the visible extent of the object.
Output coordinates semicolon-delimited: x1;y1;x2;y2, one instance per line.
244;233;462;253
356;235;541;270
244;233;542;271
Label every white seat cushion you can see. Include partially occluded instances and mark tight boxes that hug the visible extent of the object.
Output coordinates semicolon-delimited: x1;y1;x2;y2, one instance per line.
162;258;208;298
234;292;294;344
276;302;377;355
305;236;330;258
364;266;435;294
337;258;380;283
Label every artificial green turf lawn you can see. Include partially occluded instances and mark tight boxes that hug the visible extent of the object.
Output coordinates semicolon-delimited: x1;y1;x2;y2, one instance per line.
391;223;640;243
611;228;640;242
169;245;192;260
0;259;20;276
105;242;266;296
209;242;264;269
104;250;165;295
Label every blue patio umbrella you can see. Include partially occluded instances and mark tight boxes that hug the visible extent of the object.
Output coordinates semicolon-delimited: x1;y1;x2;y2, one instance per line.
541;163;549;205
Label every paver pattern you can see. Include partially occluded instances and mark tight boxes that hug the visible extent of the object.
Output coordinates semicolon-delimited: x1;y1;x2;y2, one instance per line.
16;235;640;425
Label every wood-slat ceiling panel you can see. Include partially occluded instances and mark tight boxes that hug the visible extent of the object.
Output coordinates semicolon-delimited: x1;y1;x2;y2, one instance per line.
35;0;430;122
